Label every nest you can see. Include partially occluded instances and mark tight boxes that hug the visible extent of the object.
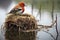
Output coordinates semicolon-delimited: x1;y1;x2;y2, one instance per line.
4;13;38;31
4;13;37;40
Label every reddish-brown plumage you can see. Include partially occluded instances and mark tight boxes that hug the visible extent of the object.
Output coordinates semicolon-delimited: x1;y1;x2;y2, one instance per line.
19;2;25;7
14;2;25;9
18;2;25;13
9;2;25;13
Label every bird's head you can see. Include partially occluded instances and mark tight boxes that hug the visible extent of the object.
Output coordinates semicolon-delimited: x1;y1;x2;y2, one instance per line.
18;2;25;7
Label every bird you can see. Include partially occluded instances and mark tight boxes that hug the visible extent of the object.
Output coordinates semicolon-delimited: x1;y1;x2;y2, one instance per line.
9;2;25;14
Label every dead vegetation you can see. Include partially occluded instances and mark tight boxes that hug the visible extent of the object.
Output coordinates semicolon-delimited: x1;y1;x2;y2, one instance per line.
4;13;37;40
4;13;38;31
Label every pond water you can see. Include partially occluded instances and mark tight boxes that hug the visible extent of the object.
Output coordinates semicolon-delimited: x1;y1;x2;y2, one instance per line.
0;1;60;40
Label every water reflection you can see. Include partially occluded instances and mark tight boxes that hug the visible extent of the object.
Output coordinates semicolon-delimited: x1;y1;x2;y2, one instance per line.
5;28;36;40
19;32;36;40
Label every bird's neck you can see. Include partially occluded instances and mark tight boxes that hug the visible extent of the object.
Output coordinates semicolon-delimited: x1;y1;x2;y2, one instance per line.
22;7;25;13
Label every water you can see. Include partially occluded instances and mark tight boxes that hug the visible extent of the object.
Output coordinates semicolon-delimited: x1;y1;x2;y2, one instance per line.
0;1;60;40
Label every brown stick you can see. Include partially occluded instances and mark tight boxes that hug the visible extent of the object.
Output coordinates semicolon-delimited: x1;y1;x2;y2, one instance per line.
37;20;56;29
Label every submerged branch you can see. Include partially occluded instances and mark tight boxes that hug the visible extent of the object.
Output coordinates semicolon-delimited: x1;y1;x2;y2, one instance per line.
51;0;54;23
55;14;59;40
39;4;41;21
43;30;55;40
31;0;34;15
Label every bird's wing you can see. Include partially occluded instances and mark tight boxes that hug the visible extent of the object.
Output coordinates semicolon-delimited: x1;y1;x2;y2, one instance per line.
9;8;22;13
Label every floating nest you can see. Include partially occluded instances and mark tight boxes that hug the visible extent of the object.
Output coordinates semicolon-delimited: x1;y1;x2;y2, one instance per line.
4;13;38;32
